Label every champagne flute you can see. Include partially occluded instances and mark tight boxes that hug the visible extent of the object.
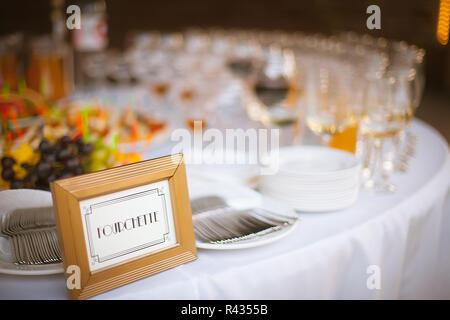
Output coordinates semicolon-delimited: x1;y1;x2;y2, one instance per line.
305;62;355;146
385;44;425;172
359;73;412;192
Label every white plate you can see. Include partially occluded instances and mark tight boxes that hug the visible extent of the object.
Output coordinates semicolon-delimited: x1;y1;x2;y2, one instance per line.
261;184;359;199
261;146;360;180
259;183;359;197
0;177;299;272
186;148;261;188
260;178;359;192
188;175;300;250
258;146;360;212
0;189;64;275
261;192;358;206
277;146;360;175
261;171;360;184
264;194;359;212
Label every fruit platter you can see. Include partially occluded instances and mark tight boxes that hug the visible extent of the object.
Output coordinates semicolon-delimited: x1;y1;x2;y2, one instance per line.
0;88;170;191
56;97;170;153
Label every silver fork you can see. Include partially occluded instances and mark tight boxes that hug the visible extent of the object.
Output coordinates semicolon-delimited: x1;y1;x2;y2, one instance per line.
191;196;297;244
8;229;62;265
1;207;55;236
1;207;62;265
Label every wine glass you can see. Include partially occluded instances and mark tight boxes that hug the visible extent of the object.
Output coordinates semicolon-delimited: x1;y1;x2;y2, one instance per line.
81;51;109;91
243;46;304;146
305;61;355;146
359;72;412;192
226;32;262;80
384;44;425;172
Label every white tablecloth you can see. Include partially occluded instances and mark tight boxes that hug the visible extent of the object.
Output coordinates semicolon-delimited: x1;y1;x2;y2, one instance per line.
0;119;449;299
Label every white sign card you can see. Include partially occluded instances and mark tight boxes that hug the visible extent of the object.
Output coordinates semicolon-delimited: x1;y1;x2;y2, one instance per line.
79;179;177;272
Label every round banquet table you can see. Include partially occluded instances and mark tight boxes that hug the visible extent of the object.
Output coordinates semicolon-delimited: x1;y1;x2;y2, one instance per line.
0;118;449;300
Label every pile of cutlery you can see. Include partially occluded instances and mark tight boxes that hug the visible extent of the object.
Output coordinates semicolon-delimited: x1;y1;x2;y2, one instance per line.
191;196;297;244
0;207;62;265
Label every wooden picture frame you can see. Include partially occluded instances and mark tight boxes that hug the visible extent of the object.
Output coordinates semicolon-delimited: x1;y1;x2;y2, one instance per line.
50;153;197;300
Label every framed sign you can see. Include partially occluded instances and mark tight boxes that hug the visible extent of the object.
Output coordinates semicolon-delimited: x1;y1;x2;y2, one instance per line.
50;154;197;299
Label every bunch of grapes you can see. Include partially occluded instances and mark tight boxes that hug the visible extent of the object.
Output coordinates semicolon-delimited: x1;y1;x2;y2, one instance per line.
1;136;94;190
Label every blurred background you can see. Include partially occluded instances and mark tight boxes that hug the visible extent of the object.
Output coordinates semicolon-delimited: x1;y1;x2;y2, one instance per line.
0;0;448;140
0;0;448;142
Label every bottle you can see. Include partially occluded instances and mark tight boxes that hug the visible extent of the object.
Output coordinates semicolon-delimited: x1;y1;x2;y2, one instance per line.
71;0;108;89
25;0;74;102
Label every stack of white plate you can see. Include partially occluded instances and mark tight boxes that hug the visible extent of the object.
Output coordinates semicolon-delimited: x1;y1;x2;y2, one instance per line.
258;146;361;212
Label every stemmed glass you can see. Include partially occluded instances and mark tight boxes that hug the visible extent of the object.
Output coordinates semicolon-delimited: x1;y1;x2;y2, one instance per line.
305;61;355;146
243;46;304;146
145;69;173;124
226;31;262;81
384;44;425;172
81;51;109;92
359;72;413;192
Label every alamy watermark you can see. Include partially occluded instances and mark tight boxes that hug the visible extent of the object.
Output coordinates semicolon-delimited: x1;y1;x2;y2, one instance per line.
170;121;280;175
366;5;381;30
65;4;381;31
65;263;383;292
366;264;381;290
66;5;81;30
66;264;81;290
